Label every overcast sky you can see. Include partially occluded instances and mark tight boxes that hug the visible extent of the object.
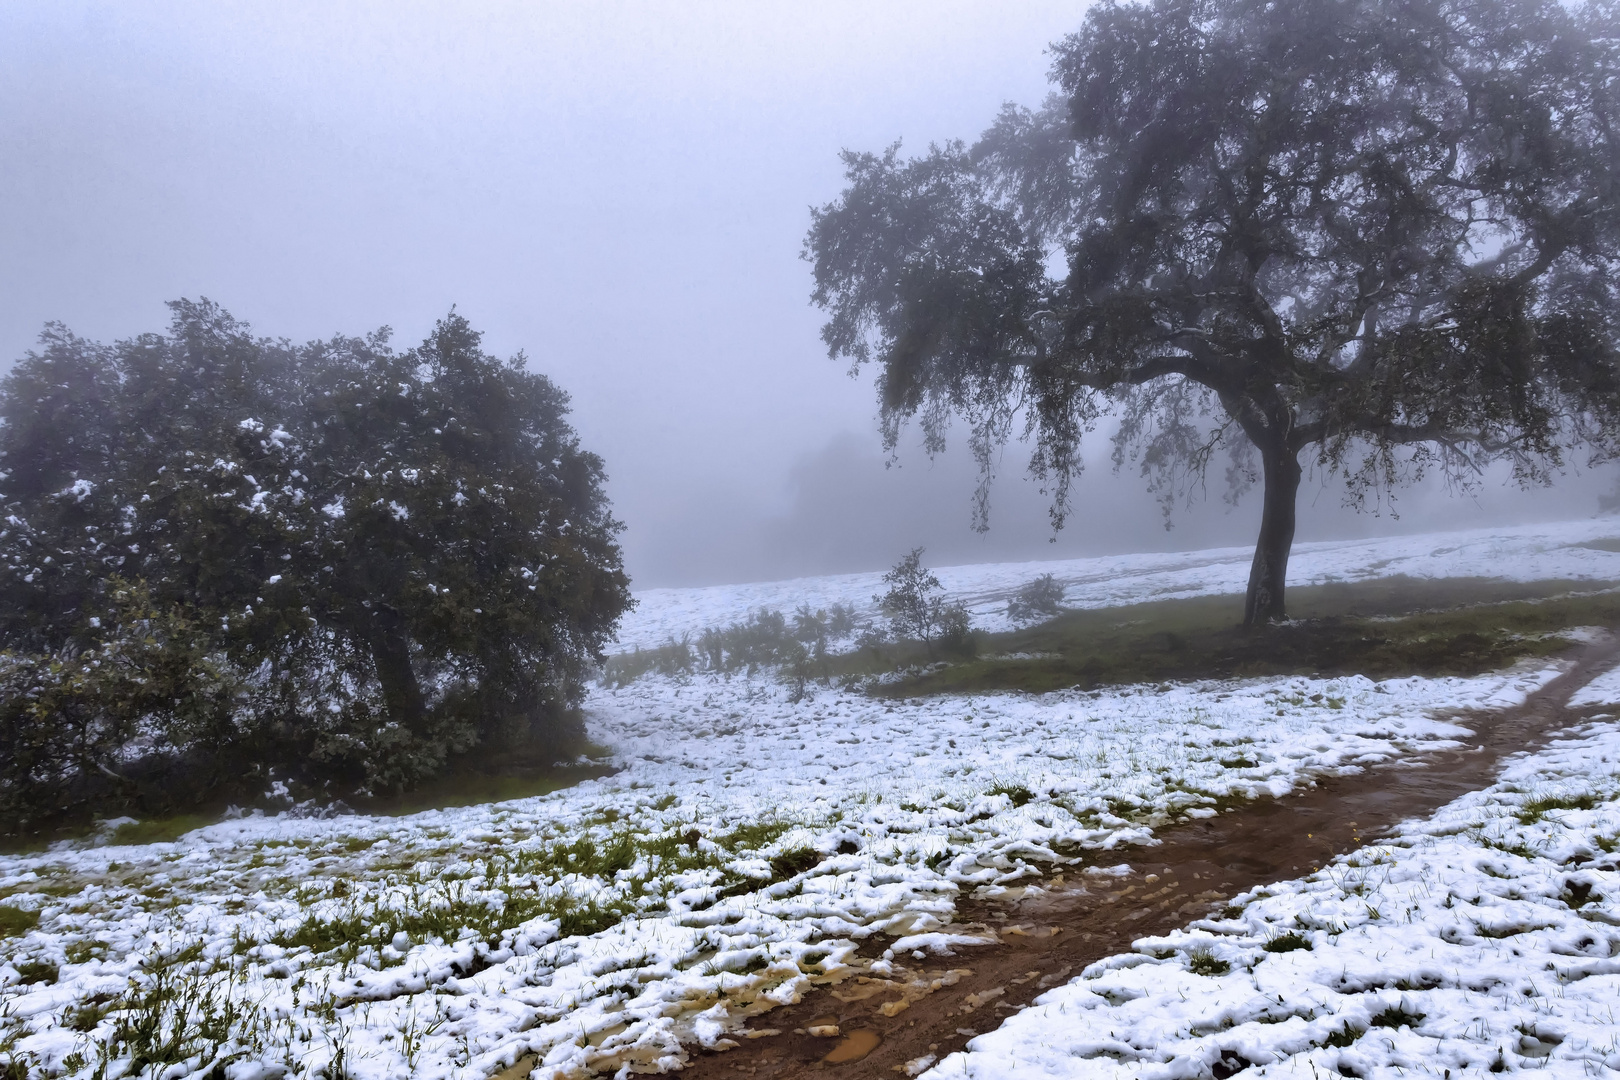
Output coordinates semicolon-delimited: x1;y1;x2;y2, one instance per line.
3;1;1612;589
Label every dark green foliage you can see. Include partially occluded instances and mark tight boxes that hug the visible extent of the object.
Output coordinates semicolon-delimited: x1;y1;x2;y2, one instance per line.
0;302;632;833
1187;950;1230;976
807;0;1620;626
0;582;246;830
1007;574;1065;624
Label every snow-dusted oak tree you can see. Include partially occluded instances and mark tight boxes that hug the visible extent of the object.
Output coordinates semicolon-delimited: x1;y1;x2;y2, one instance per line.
0;301;631;831
806;0;1620;626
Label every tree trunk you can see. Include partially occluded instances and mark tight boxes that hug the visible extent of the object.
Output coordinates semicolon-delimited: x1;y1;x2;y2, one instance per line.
1243;444;1302;627
369;605;425;729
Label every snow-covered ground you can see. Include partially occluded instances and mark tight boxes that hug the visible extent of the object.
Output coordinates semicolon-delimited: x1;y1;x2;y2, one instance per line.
929;712;1620;1079
2;518;1619;1080
616;518;1620;650
0;665;1561;1079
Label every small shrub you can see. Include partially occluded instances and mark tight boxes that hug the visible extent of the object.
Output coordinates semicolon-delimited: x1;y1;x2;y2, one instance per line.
827;603;858;638
601;640;694;686
1187;948;1230;976
1006;574;1065;624
937;603;977;658
877;549;974;659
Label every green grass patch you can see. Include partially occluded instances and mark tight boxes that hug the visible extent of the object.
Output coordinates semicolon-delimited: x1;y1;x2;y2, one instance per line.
874;577;1620;697
108;815;218;847
718;819;798;852
1369;1004;1426;1029
11;957;58;984
0;906;39;937
1187;949;1230;976
1517;792;1603;824
768;847;825;881
1262;931;1312;953
272;825;758;958
988;783;1035;807
357;761;617;817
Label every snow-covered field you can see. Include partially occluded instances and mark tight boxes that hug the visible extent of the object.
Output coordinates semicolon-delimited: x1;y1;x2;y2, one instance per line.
2;519;1618;1080
0;669;1560;1078
931;713;1620;1079
616;518;1620;650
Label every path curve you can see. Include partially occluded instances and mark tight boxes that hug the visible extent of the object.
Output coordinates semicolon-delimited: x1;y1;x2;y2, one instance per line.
672;633;1620;1078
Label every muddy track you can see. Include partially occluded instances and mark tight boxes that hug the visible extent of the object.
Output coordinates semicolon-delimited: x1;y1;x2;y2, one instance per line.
676;636;1620;1078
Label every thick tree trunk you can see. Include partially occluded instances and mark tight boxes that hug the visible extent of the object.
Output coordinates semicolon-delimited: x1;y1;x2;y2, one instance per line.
369;605;425;729
1243;444;1302;627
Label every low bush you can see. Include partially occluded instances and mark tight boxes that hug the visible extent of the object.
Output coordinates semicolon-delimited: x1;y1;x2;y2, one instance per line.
878;548;977;659
1007;573;1066;624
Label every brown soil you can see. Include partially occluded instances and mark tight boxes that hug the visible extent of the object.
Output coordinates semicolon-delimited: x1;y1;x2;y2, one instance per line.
676;636;1620;1078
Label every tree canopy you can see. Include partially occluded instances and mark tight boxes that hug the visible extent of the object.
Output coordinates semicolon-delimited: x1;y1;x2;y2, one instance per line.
807;0;1620;624
0;301;632;832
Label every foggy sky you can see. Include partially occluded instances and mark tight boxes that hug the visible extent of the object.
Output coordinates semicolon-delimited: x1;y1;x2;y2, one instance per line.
4;1;1613;590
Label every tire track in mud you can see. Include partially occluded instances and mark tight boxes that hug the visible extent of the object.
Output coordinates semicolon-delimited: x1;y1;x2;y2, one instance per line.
673;634;1620;1078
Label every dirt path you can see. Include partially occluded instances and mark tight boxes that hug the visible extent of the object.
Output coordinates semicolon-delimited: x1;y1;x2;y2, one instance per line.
676;637;1620;1078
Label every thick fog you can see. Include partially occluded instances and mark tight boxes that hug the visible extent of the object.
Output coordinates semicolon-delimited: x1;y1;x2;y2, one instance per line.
4;2;1613;590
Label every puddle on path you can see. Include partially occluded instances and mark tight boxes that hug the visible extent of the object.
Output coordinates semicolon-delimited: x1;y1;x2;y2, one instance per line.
820;1029;881;1064
675;635;1620;1077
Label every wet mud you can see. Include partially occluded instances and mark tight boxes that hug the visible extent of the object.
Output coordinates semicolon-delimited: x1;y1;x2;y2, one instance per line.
676;636;1620;1077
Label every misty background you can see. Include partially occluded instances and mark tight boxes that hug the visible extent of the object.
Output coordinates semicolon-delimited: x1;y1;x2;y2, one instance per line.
4;1;1613;590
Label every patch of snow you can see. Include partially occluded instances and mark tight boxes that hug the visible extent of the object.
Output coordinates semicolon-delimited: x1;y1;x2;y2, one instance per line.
1569;661;1620;708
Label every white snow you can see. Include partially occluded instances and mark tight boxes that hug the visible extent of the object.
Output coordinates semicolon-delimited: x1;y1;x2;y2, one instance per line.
615;518;1620;651
927;711;1620;1079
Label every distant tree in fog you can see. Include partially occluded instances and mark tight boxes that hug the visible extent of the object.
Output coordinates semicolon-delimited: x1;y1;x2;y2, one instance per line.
1007;573;1066;624
807;0;1620;626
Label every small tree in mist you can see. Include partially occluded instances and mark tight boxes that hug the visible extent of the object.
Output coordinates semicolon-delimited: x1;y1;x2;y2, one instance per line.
1007;573;1066;624
807;0;1620;627
878;548;974;658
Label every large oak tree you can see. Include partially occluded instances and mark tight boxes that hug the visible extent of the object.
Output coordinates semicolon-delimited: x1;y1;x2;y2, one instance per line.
807;0;1620;624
